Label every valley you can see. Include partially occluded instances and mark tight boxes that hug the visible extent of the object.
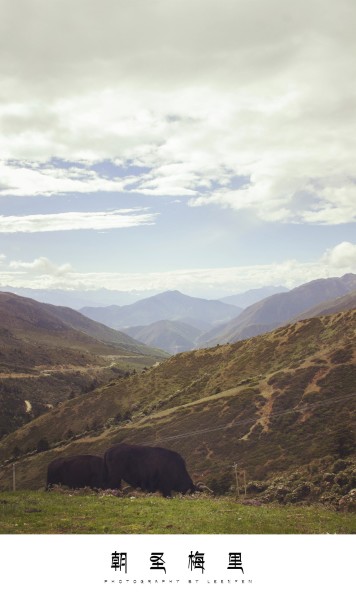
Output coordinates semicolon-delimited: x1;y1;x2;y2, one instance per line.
0;303;354;509
0;291;167;438
0;275;354;513
77;274;356;353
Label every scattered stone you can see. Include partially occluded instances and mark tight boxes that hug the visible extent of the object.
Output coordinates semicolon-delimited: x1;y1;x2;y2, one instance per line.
338;489;356;513
240;498;263;507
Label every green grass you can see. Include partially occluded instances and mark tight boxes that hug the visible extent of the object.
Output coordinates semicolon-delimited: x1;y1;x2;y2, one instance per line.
0;491;355;534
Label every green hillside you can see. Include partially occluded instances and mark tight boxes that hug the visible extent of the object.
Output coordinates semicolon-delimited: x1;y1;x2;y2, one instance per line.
0;309;355;506
0;292;167;438
0;492;354;534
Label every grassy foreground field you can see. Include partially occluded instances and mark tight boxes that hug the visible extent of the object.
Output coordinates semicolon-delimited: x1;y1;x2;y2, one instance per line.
0;491;355;534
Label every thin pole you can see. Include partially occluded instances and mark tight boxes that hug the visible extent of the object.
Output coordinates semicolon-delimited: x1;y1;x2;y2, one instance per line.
243;470;247;497
233;463;239;499
12;463;16;492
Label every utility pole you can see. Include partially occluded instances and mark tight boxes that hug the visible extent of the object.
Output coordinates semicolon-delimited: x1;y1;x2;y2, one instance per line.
12;463;16;492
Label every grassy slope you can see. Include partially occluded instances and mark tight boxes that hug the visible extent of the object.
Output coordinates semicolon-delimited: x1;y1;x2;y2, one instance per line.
0;291;167;366
0;309;354;498
0;491;355;534
0;292;167;438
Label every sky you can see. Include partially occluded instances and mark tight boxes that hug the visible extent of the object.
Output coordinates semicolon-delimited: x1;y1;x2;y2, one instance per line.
0;0;355;298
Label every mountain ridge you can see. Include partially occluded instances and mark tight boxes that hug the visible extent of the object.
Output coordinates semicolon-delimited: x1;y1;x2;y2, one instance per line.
291;289;356;321
0;291;167;438
219;285;289;308
80;290;242;329
200;273;356;345
126;319;203;354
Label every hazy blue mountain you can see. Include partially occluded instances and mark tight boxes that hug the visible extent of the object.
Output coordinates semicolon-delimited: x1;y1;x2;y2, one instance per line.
0;284;288;311
0;287;154;310
291;289;356;321
219;285;289;308
200;273;356;346
126;319;203;354
80;290;243;329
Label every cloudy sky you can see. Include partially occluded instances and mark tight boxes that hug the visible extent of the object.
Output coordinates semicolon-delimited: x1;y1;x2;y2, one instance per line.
0;0;355;298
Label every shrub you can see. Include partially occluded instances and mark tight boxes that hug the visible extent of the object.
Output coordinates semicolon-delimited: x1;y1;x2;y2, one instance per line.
246;481;267;494
291;482;312;500
334;427;355;458
253;464;271;481
329;347;353;364
332;459;350;473
274;485;291;503
12;446;21;459
334;473;349;487
206;472;233;495
330;484;343;496
338;489;356;512
307;461;319;474
36;438;49;453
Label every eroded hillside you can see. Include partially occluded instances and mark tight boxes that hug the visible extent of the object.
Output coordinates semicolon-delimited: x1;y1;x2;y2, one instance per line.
0;292;167;437
0;310;355;499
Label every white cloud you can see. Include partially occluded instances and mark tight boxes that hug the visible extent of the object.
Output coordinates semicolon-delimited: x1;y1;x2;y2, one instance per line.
0;161;138;196
0;1;355;223
0;209;157;233
322;242;356;270
9;257;73;275
0;243;354;294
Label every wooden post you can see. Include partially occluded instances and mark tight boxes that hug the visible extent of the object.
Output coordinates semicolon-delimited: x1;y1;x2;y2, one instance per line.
233;463;239;499
243;470;247;497
12;463;16;492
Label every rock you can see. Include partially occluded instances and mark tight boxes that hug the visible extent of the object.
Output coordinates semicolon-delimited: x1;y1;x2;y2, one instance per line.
338;489;356;512
240;498;263;506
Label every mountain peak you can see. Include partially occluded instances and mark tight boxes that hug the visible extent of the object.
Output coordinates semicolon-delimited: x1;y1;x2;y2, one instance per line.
80;290;242;328
157;290;186;298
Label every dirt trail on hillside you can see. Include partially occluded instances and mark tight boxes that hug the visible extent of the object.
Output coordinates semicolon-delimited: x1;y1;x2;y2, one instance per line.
0;363;111;379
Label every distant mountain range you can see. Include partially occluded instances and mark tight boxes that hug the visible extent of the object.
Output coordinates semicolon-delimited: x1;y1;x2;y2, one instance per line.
80;290;243;329
0;286;151;309
201;273;356;345
3;277;356;358
0;285;287;310
219;286;288;308
126;320;203;355
79;276;356;354
291;289;356;320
